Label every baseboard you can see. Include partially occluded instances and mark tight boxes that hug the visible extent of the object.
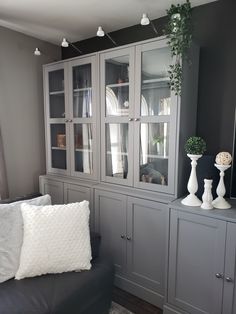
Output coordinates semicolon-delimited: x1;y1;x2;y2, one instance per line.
163;304;187;314
114;274;164;309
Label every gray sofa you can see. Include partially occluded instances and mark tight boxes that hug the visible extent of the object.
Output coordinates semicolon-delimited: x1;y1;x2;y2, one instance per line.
0;194;114;314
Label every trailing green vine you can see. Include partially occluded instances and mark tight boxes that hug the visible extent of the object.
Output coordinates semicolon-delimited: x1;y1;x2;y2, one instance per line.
165;0;193;96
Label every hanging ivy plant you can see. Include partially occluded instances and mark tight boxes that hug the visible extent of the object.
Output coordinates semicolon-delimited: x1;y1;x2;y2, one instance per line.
165;0;193;96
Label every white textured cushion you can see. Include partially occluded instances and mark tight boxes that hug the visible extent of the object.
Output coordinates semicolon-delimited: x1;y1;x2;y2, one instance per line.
15;201;92;280
0;194;51;283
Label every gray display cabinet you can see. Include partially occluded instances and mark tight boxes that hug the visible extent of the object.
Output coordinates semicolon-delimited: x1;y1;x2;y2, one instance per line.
100;38;198;196
164;199;236;314
43;55;98;180
95;188;169;308
40;36;200;308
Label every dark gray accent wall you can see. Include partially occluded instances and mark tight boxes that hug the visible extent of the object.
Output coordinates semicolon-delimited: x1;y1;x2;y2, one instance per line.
0;26;61;198
62;0;235;194
62;0;235;155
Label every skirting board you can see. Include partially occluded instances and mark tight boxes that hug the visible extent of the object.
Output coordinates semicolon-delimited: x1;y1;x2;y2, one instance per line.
163;304;188;314
114;275;164;309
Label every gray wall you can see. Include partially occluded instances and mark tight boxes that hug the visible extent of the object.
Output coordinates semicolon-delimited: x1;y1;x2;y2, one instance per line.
0;26;61;198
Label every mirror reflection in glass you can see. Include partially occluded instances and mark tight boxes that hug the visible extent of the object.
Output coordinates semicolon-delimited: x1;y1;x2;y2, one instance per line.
140;122;169;185
106;123;128;179
141;47;171;116
74;124;93;174
105;55;129;116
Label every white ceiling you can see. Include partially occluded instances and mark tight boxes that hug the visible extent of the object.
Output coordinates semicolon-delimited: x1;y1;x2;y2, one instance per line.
0;0;217;45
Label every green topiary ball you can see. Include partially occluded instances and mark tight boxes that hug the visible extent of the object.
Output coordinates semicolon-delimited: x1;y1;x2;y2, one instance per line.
184;136;206;155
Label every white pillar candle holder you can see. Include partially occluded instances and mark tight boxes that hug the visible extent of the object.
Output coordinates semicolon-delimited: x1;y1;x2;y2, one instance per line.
212;164;231;209
201;179;213;210
182;154;202;206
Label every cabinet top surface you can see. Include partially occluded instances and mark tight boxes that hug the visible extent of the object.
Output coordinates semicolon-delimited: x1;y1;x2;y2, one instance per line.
171;198;236;223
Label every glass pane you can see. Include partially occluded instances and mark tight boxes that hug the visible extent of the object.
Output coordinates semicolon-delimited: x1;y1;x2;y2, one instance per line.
74;124;93;174
139;123;169;186
105;55;129;116
73;64;91;89
50;124;66;169
49;94;65;118
106;123;128;179
73;64;92;118
49;69;64;92
106;86;129;116
49;69;65;118
141;47;171;116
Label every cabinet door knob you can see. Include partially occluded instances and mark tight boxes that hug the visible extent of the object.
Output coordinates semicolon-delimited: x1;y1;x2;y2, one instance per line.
126;236;132;241
215;273;224;279
129;118;133;121
120;235;125;239
225;277;233;282
69;119;73;122
134;118;140;121
65;119;69;122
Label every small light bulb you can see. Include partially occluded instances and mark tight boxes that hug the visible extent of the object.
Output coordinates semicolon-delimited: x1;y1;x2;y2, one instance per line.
61;38;69;48
34;48;41;56
97;26;105;37
141;13;150;26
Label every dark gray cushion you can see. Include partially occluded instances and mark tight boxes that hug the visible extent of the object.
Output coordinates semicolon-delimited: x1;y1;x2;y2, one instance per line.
0;257;114;314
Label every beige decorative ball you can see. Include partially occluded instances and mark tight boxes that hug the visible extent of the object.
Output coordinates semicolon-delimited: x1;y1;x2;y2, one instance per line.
215;152;232;165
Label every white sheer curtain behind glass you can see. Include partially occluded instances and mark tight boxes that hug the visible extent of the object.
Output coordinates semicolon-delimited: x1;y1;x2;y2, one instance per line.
0;128;9;199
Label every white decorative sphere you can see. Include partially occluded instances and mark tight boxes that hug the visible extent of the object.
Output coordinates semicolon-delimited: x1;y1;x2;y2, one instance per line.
215;152;232;165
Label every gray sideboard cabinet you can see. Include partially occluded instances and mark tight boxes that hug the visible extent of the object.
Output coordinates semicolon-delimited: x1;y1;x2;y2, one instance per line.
164;201;236;314
39;175;96;230
95;188;169;308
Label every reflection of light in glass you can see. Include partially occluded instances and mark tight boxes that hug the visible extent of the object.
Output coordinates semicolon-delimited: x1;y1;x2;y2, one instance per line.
159;97;171;115
141;96;148;164
106;87;119;116
109;124;123;175
163;123;168;158
74;124;92;174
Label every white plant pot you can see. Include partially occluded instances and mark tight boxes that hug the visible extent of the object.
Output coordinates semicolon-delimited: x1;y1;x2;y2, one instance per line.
212;164;231;209
181;154;202;206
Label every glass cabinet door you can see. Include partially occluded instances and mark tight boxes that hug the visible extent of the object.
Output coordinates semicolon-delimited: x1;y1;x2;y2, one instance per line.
69;56;97;179
45;64;70;174
101;48;135;185
134;41;176;193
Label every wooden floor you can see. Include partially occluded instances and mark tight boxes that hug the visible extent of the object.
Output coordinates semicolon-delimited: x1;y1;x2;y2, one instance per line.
112;287;163;314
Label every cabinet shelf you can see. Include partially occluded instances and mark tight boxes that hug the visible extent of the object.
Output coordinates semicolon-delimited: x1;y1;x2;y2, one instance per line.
51;146;66;151
73;87;92;93
106;151;128;156
75;148;92;153
106;82;129;88
49;91;64;95
142;77;169;84
141;154;168;159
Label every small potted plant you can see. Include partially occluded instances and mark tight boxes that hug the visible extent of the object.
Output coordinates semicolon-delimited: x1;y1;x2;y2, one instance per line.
153;135;164;155
184;136;206;156
182;136;207;207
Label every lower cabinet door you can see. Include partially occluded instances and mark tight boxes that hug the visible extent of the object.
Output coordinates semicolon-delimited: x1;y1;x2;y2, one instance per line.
95;189;127;274
39;177;63;204
64;183;91;203
168;210;226;314
222;222;236;314
64;183;94;229
126;197;168;307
